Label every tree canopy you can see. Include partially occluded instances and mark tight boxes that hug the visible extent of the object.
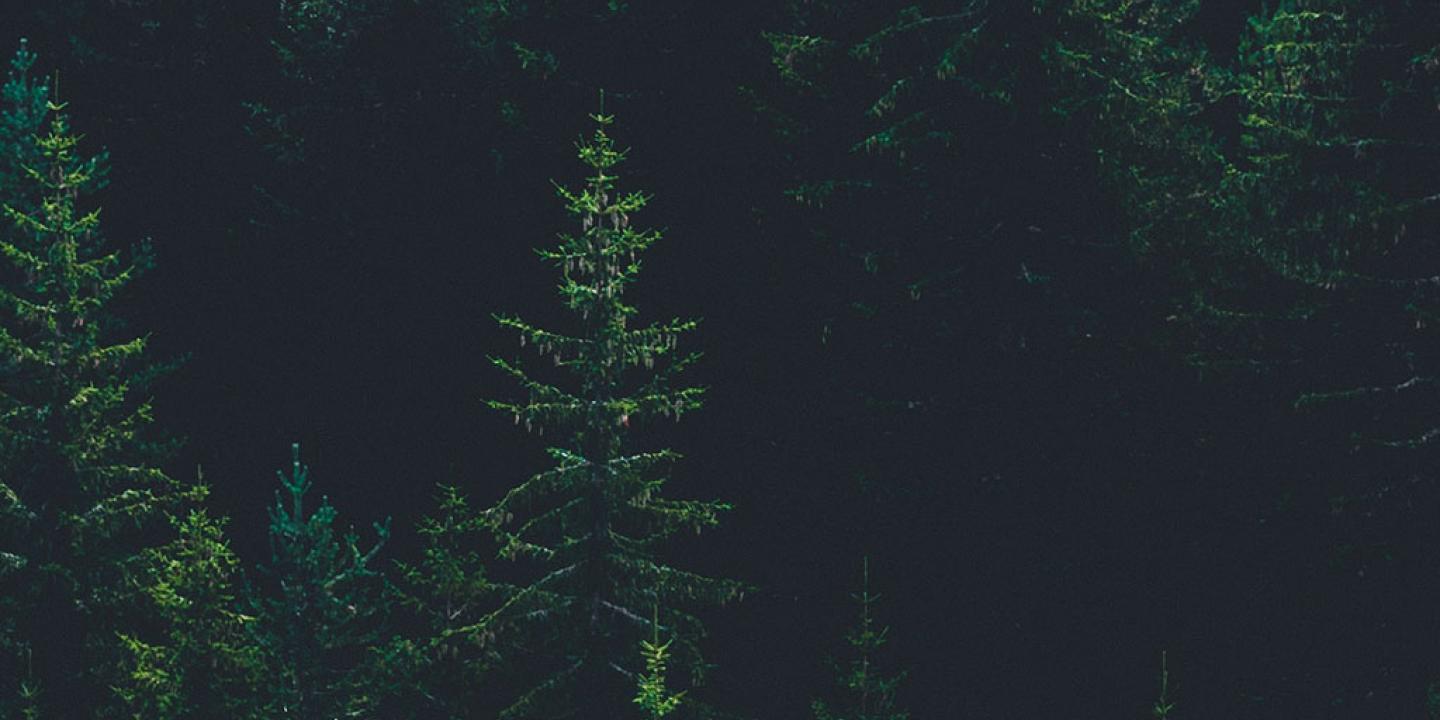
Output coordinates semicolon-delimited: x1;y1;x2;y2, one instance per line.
1;3;1440;717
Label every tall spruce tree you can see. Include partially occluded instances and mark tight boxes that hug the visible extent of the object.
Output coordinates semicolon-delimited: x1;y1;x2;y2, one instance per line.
959;1;1440;709
746;0;1192;544
1211;2;1440;707
1041;2;1440;707
0;43;200;719
250;443;392;720
469;108;744;720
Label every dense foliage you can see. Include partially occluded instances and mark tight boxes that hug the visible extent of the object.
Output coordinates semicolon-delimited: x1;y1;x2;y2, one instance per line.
249;444;392;719
0;42;210;718
1;1;1440;717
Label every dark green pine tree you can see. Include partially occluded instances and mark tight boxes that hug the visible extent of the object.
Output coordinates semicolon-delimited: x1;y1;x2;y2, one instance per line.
747;0;1197;529
250;443;393;719
0;44;199;719
0;40;47;216
813;558;908;720
471;108;745;720
1205;3;1440;707
1043;3;1440;707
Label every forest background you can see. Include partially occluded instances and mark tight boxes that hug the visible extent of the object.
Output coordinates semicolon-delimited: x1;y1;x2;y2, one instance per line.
2;0;1439;718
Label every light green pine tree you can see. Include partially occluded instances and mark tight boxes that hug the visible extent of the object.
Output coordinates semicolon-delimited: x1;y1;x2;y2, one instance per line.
114;503;265;720
0;43;200;719
459;106;745;720
633;604;684;720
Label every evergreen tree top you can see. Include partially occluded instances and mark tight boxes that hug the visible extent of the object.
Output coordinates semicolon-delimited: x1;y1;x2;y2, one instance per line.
0;41;188;719
470;107;745;720
814;557;908;720
252;442;392;720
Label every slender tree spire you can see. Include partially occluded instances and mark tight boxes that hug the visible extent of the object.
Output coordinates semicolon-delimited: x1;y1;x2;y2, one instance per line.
814;557;909;720
466;107;744;720
250;443;392;720
634;602;684;720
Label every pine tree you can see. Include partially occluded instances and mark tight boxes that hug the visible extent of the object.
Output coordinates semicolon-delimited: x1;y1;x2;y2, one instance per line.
0;43;199;718
633;605;683;720
0;40;48;217
383;483;501;719
1211;3;1440;707
250;443;392;720
113;505;265;720
1054;3;1440;705
747;0;1193;526
812;558;907;720
469;107;744;720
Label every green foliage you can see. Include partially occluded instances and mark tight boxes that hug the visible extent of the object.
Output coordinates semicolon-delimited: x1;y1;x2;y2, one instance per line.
468;109;745;720
1227;0;1415;322
1043;0;1226;254
762;31;834;89
243;0;620;214
1060;0;1440;454
272;0;391;85
114;507;265;720
1112;0;1440;574
633;607;684;720
0;40;50;217
813;558;907;720
10;2;1440;715
383;484;500;719
749;0;1170;530
250;443;393;719
0;42;197;719
1028;2;1440;703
